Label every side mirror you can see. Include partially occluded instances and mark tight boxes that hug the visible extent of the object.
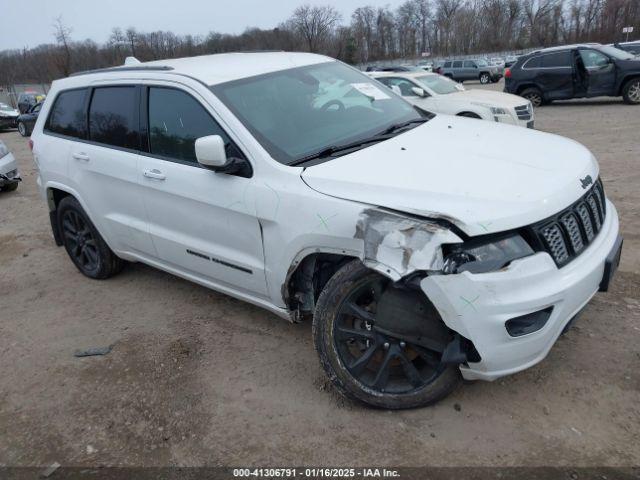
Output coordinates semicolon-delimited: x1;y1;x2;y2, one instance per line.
195;135;227;168
411;86;426;97
195;135;251;177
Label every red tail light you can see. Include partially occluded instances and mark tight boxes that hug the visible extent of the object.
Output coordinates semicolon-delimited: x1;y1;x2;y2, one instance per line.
28;139;34;151
505;68;512;79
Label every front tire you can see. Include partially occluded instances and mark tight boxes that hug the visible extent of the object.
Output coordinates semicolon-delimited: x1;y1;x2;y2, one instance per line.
622;78;640;105
57;196;124;279
520;87;543;107
17;122;29;137
313;260;461;409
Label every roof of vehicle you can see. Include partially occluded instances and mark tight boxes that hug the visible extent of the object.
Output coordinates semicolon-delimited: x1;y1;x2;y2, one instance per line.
368;71;437;79
527;43;602;55
67;51;334;86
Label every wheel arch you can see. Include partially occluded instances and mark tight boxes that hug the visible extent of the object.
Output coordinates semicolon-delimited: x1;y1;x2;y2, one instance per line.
618;74;640;96
516;83;543;96
456;111;483;119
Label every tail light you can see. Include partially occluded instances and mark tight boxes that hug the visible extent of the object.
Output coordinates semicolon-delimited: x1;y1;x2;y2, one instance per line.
28;139;34;151
505;68;512;79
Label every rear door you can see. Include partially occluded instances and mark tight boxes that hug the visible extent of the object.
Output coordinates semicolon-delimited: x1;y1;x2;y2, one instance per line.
538;51;574;99
452;61;463;80
463;61;477;81
579;48;617;96
69;85;156;256
137;84;267;297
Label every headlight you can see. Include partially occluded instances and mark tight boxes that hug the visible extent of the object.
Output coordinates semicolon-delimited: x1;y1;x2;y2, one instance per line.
442;233;534;274
0;141;9;158
490;107;508;115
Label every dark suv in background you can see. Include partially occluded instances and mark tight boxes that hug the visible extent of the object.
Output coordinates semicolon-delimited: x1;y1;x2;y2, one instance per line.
504;43;640;106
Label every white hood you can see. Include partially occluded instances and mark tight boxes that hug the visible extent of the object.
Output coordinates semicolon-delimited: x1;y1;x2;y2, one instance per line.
301;115;599;236
449;88;528;108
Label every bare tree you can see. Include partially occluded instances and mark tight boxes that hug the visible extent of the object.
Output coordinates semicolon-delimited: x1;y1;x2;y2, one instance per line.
53;16;73;76
290;5;342;52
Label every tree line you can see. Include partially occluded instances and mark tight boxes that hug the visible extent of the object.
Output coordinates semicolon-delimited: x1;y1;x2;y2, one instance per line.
1;0;638;85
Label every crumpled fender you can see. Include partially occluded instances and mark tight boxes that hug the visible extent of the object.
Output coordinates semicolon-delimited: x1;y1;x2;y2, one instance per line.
355;208;463;281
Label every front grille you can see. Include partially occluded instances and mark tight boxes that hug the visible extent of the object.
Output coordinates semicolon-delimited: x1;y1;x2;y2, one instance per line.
515;104;532;120
528;179;606;267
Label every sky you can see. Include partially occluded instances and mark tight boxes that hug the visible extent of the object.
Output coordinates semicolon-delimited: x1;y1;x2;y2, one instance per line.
0;0;394;51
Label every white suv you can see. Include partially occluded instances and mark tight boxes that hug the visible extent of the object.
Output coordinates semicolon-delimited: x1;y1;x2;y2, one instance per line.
31;52;622;409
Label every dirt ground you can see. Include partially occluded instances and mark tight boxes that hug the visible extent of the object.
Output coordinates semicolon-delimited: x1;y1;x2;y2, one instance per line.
0;80;639;469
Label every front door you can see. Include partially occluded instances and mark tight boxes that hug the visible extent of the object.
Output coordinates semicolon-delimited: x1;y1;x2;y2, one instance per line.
579;49;617;96
137;85;268;297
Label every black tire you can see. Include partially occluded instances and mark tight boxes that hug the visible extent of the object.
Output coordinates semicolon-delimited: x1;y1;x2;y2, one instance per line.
1;182;19;192
622;77;640;105
479;72;491;84
57;196;123;279
520;87;543;107
17;122;29;137
313;260;461;409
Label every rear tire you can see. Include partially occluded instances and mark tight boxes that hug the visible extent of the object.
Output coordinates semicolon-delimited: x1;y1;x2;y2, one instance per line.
57;196;124;279
622;78;640;105
313;260;461;409
479;73;491;84
520;87;543;107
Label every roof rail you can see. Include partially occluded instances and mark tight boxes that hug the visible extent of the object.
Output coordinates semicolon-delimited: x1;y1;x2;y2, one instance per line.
69;65;174;77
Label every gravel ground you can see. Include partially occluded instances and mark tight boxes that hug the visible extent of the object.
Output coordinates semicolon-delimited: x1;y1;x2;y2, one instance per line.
0;80;639;469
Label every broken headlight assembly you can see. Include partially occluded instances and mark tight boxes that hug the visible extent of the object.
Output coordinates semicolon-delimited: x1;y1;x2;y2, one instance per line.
442;233;534;274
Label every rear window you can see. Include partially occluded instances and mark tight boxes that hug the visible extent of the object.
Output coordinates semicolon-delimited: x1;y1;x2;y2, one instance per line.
88;87;139;150
452;61;463;68
45;89;87;139
443;61;452;68
541;51;571;68
522;56;541;69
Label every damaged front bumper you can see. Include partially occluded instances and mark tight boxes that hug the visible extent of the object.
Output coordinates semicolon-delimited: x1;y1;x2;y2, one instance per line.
0;151;21;187
420;200;620;381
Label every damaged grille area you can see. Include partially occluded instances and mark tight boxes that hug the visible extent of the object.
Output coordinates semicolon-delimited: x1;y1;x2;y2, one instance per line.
528;179;606;267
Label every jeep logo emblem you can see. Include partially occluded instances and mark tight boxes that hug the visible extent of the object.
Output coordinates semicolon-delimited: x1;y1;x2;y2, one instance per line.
580;175;593;189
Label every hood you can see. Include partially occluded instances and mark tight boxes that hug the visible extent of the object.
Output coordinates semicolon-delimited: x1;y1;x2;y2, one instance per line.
449;89;529;108
301;115;599;236
0;108;19;117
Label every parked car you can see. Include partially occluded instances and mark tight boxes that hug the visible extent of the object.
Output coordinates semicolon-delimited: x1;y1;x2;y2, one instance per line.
0;102;20;130
31;52;622;409
611;41;640;56
0;140;20;192
489;57;506;68
369;65;424;73
370;71;534;128
17;102;42;137
504;55;519;67
17;92;46;114
440;59;503;84
505;43;640;106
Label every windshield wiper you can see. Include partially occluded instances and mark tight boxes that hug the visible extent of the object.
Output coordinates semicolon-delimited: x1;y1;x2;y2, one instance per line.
381;118;430;135
289;117;430;166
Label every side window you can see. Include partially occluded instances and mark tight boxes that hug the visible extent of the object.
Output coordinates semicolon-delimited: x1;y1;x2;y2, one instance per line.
32;104;42;113
523;56;541;69
452;61;463;68
45;89;87;139
541;51;571;68
463;61;475;68
147;87;242;164
443;61;452;68
384;78;418;97
580;49;609;68
88;87;139;150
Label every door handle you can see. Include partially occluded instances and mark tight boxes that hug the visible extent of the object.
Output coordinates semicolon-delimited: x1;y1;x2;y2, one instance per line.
72;152;90;161
143;169;166;180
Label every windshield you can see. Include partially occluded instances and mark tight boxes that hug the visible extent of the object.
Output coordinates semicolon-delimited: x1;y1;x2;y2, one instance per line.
415;74;462;94
211;61;422;165
598;45;636;60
